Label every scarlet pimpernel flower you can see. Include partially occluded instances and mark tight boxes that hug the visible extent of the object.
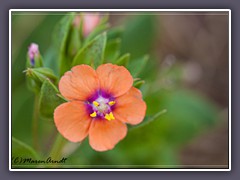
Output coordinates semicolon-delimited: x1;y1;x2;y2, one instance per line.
54;64;146;151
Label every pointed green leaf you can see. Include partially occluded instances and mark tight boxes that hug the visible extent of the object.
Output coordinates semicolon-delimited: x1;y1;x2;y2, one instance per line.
67;26;81;58
128;55;149;77
53;13;75;76
12;137;40;158
25;76;41;94
72;32;107;68
84;23;109;45
12;137;40;168
133;79;145;88
39;79;66;119
34;67;57;83
116;53;130;66
25;67;57;93
105;38;121;63
129;109;167;131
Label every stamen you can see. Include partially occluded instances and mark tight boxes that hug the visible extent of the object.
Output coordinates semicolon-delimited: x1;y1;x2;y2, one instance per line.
109;112;115;120
93;101;99;107
104;112;115;121
90;111;97;117
89;93;116;120
108;101;115;106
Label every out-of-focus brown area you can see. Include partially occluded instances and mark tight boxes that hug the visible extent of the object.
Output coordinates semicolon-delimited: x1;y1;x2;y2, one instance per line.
158;13;229;167
180;116;228;167
159;13;229;106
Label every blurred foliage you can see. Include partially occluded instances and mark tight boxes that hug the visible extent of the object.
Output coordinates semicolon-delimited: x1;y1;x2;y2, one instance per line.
11;12;220;168
72;32;107;68
39;79;66;119
12;137;40;168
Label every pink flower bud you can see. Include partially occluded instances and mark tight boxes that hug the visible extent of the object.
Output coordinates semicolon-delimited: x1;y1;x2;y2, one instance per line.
82;13;100;37
73;15;81;28
28;43;39;66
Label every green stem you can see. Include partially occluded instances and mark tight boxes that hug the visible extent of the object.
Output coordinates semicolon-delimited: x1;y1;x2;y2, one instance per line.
49;133;66;161
32;95;40;151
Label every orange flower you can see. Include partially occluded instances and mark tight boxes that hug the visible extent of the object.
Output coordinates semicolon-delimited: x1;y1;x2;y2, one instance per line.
54;64;146;151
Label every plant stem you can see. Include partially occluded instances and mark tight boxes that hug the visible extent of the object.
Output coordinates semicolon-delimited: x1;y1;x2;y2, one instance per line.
49;133;66;160
32;95;40;151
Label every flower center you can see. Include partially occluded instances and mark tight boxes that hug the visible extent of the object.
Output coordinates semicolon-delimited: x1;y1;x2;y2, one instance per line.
88;95;116;121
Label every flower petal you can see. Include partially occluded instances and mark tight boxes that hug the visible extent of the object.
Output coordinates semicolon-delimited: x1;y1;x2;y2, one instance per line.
96;64;133;97
54;101;91;142
128;86;143;99
59;65;99;101
89;119;127;151
114;87;147;125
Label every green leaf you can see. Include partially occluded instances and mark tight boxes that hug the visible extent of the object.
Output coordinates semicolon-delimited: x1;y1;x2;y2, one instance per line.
33;67;57;83
129;109;167;131
12;137;40;168
128;55;149;78
116;53;130;66
67;26;81;58
39;79;66;119
104;38;121;63
53;13;75;76
83;23;109;45
133;79;145;88
72;32;107;68
25;67;58;93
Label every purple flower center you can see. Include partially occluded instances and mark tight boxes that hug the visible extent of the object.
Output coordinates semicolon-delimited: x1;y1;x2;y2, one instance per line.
86;90;116;120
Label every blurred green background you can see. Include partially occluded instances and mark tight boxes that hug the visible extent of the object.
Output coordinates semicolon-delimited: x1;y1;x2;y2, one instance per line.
11;11;229;168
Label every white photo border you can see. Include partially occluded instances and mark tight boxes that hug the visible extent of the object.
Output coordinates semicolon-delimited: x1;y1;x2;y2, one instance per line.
9;9;231;171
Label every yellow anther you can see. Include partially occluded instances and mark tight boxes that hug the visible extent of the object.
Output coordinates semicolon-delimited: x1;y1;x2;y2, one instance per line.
93;101;99;107
108;101;115;106
104;114;111;121
90;111;97;117
104;112;115;121
109;112;115;120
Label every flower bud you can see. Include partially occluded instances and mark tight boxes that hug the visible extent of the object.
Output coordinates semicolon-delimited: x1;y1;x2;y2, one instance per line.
27;43;43;68
82;13;100;37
